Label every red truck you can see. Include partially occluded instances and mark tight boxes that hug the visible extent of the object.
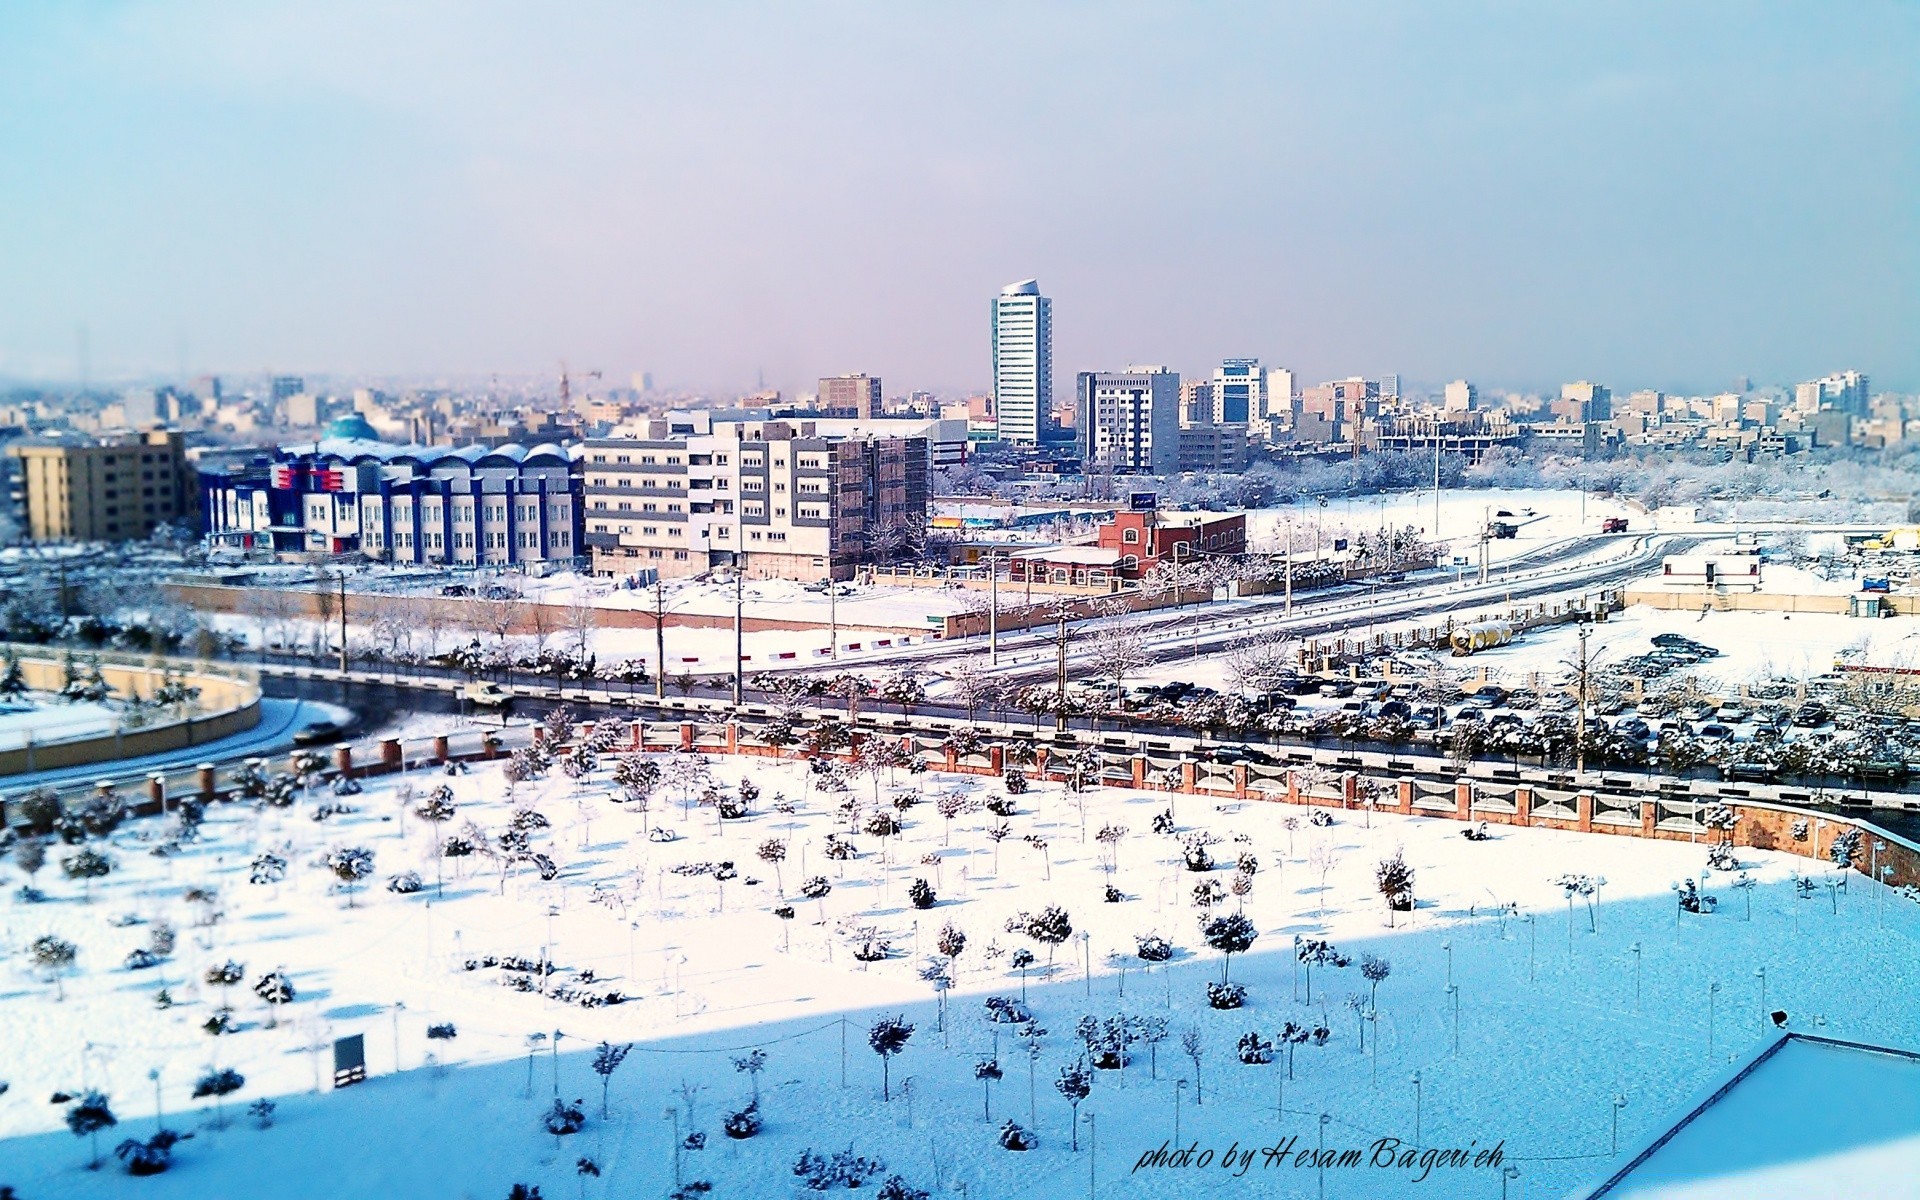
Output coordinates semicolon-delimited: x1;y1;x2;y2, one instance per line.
1601;517;1630;533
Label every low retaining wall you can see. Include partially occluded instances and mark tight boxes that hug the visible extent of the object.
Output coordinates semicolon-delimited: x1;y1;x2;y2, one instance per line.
0;650;261;776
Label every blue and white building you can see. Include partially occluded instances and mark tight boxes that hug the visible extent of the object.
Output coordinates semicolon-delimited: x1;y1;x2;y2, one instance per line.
200;436;584;567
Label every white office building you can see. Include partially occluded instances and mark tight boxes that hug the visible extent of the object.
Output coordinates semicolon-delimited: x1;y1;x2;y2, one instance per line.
1443;380;1479;412
991;280;1052;444
1075;366;1181;476
1212;359;1267;426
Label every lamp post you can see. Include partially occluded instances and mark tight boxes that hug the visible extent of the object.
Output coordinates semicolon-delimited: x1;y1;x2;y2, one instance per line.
1611;1093;1628;1155
1446;984;1460;1056
1441;939;1453;991
1501;1165;1520;1200
1317;1113;1332;1200
1411;1071;1422;1149
1755;967;1768;1035
1630;942;1642;1010
664;1107;681;1186
1174;1079;1186;1145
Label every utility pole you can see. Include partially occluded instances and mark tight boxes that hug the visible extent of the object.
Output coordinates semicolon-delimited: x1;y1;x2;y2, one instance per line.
989;553;1001;666
652;580;666;701
1055;606;1070;733
336;569;349;674
1575;621;1592;773
829;574;839;660
733;566;745;706
1283;518;1294;617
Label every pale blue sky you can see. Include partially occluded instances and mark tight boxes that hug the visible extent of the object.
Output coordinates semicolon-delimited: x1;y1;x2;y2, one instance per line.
0;2;1913;395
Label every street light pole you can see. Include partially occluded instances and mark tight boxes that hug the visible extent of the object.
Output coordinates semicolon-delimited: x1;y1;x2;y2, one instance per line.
733;567;745;706
652;581;667;701
989;552;1001;666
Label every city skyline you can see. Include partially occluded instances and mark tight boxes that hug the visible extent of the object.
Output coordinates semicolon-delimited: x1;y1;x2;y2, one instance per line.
1;3;1914;395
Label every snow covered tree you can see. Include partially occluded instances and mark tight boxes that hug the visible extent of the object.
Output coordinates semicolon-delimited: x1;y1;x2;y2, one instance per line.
253;971;295;1028
1830;828;1863;869
755;839;787;894
1180;1027;1205;1105
192;1067;245;1128
33;934;78;1000
1360;954;1392;1008
66;1090;116;1168
1055;1059;1091;1149
1018;905;1074;970
203;959;245;1006
906;878;936;909
61;846;112;902
868;1016;915;1101
590;1041;632;1118
1551;873;1607;933
12;834;47;892
800;875;832;923
1375;854;1415;924
1199;912;1258;983
1296;938;1350;1005
327;846;376;907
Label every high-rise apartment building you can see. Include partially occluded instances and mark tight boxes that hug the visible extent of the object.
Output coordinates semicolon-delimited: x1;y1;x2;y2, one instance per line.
9;429;195;542
819;374;883;420
1075;367;1181;476
1179;379;1214;426
991;280;1051;444
1212;359;1266;425
1443;380;1479;413
270;376;305;403
1556;381;1612;422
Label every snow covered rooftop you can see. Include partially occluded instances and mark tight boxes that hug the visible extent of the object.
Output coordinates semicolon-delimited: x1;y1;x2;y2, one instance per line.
1584;1034;1920;1200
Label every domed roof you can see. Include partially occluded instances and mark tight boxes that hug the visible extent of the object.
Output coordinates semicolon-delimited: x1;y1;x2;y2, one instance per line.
324;414;381;441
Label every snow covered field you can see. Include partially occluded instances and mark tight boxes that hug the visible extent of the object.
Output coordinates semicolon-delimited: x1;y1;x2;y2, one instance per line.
3;731;1915;1200
1241;487;1640;564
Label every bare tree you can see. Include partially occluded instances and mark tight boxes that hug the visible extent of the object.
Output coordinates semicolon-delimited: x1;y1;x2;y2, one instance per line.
239;588;302;660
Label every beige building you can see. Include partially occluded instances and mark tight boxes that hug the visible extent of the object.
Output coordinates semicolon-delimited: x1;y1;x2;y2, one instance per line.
8;429;195;542
583;417;928;582
818;374;883;419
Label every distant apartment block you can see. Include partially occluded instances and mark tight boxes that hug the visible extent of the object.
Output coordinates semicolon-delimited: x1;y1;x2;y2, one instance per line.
1075;367;1181;476
819;374;883;419
9;429;196;543
1442;380;1478;413
991;280;1052;444
1554;381;1611;422
1796;370;1869;415
583;417;928;582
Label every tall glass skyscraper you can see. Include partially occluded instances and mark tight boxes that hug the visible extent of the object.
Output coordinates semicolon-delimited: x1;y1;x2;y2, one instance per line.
991;279;1051;444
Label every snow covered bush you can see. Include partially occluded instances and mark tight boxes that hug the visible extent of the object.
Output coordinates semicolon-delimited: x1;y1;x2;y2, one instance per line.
875;1176;931;1200
1791;818;1810;842
427;1023;457;1040
1181;832;1218;872
1104;884;1124;903
1830;828;1863;868
1002;768;1028;795
984;995;1032;1024
1309;810;1334;827
387;871;424;895
249;1099;276;1129
123;948;161;971
1135;934;1173;962
868;1016;914;1100
542;1097;586;1136
114;1129;187;1175
1199;912;1258;982
906;878;936;909
191;1068;244;1127
793;1146;886;1189
1206;981;1247;1010
722;1100;760;1139
1191;879;1225;907
325;847;376;907
65;1090;116;1168
997;1120;1034;1151
1236;1031;1274;1064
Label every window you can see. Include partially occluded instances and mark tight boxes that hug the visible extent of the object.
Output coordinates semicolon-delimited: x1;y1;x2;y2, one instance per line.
1123;528;1139;544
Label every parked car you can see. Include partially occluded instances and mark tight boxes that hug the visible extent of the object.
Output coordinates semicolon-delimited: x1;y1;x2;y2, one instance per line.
1721;762;1773;782
1318;681;1356;699
1467;685;1507;708
1698;723;1734;741
1792;703;1831;728
1378;699;1412;719
1615;718;1652;741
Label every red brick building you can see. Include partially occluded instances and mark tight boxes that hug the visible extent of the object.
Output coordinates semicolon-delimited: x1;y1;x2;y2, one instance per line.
1097;510;1245;575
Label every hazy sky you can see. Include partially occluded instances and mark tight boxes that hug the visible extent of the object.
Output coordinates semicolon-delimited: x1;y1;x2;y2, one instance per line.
1;2;1914;396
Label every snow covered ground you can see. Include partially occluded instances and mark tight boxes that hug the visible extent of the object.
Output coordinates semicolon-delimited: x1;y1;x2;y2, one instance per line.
0;696;120;750
1241;487;1640;564
2;733;1915;1199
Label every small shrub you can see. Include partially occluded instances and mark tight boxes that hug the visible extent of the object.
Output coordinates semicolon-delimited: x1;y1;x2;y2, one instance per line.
906;879;936;909
1135;934;1173;962
543;1097;587;1136
722;1100;761;1139
985;796;1017;817
386;871;425;895
1206;981;1247;1010
427;1023;458;1040
114;1129;188;1175
997;1120;1034;1151
1236;1031;1274;1064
